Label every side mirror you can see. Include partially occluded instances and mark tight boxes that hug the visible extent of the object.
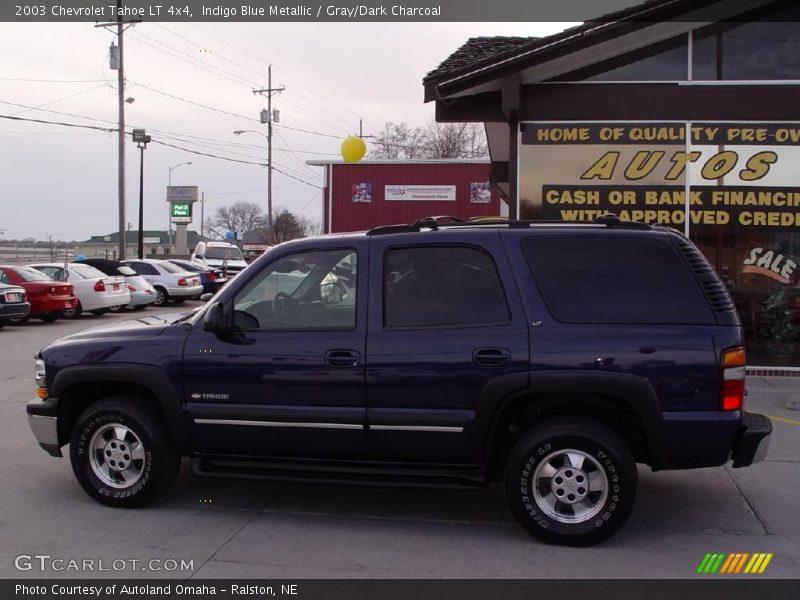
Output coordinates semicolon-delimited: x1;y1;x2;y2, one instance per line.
203;302;228;333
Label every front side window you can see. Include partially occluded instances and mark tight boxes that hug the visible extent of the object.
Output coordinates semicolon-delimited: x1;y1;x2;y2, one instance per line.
383;246;511;329
233;249;357;331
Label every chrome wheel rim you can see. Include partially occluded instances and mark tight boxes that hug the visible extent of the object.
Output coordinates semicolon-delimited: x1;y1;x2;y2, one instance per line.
154;289;166;305
532;449;608;523
88;423;146;489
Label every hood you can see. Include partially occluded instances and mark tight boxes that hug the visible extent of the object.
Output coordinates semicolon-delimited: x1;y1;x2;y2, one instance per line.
48;312;188;344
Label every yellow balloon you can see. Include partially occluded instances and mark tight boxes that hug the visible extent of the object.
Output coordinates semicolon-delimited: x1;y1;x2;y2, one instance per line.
341;136;366;162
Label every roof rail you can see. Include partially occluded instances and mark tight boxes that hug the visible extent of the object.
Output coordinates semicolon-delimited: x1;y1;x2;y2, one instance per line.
366;212;651;236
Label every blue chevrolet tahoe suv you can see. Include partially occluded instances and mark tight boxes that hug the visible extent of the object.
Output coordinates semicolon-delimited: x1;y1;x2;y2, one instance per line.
26;215;772;546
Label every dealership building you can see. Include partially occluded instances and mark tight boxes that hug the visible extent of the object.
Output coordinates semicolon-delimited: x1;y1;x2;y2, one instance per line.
307;159;502;234
424;0;800;368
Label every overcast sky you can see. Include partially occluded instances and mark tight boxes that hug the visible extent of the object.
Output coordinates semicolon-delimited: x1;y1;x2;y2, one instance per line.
0;20;581;241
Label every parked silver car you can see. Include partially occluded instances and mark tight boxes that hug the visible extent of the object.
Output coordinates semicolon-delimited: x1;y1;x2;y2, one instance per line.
121;259;203;306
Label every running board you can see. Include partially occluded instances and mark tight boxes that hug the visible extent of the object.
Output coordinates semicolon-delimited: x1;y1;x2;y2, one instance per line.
192;456;486;489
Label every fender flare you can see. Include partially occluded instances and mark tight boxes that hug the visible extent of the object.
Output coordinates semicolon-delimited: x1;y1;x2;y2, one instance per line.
479;370;666;469
50;365;189;454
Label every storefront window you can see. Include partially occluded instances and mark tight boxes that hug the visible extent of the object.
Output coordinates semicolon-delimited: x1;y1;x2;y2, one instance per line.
692;7;800;80
519;121;800;367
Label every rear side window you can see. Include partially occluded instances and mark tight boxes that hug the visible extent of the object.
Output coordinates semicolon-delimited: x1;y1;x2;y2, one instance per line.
522;236;715;324
384;245;511;328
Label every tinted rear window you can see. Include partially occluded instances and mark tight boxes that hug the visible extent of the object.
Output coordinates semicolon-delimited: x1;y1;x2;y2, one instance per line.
522;235;715;324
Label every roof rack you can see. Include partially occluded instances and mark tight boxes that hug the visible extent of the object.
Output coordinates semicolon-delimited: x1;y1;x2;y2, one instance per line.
365;213;651;236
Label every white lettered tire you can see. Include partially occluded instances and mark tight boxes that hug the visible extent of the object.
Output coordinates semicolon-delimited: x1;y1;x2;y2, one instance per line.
70;396;179;508
505;417;637;546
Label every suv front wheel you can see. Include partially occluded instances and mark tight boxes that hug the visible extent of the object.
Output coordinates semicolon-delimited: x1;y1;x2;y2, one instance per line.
505;417;637;546
70;396;180;507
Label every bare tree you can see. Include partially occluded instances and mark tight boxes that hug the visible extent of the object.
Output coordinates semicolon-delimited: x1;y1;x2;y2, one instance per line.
368;120;487;160
205;201;265;240
369;121;426;159
422;121;488;159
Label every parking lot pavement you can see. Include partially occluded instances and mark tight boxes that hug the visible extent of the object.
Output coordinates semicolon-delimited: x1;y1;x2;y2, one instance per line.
1;310;798;579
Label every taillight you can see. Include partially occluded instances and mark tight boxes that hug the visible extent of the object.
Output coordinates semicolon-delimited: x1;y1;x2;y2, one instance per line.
127;284;136;292
721;347;746;411
94;280;106;292
178;278;188;286
49;286;56;294
206;272;216;281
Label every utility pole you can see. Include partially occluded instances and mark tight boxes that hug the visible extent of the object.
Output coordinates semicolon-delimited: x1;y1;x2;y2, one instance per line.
253;65;284;243
97;0;139;260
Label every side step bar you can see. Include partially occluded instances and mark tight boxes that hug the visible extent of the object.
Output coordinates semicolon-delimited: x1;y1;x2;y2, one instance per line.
192;456;487;489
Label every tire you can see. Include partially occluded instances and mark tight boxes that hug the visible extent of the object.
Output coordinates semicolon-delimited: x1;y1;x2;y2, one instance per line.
172;298;186;304
0;320;5;329
40;312;59;323
62;301;83;319
69;396;180;508
152;287;168;307
108;305;124;313
90;309;108;316
504;417;637;546
10;316;29;325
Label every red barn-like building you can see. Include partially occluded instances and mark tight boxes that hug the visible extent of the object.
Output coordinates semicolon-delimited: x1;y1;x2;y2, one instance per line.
306;159;503;233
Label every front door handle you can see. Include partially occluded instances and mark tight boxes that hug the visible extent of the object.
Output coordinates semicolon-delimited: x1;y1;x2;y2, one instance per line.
473;347;511;368
325;349;360;368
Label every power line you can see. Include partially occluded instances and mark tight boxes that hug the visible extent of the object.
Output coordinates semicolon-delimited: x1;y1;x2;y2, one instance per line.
0;113;116;133
10;83;109;117
0;77;108;83
129;81;260;122
186;23;362;128
275;123;342;139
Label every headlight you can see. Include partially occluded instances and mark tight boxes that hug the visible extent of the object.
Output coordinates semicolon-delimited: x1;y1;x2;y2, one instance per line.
34;359;47;390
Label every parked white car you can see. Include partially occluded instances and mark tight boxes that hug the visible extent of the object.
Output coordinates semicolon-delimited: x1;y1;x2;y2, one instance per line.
28;262;131;318
122;259;203;306
192;241;249;276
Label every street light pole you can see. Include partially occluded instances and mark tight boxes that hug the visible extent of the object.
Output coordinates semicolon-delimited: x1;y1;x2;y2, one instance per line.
132;129;151;259
167;161;192;251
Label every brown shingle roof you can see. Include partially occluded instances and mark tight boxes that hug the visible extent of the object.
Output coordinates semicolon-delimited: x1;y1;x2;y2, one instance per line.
424;37;537;82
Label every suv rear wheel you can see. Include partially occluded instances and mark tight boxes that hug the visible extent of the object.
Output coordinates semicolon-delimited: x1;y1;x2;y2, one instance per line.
505;417;636;546
70;396;180;507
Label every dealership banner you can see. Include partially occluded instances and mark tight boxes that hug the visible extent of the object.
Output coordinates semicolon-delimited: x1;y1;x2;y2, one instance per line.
385;184;456;201
520;122;800;229
542;185;800;229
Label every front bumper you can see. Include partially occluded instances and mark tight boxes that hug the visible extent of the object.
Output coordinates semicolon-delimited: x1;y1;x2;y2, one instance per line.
731;412;772;468
26;398;61;457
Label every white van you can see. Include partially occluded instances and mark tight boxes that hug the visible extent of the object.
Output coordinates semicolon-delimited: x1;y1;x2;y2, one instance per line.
191;241;249;276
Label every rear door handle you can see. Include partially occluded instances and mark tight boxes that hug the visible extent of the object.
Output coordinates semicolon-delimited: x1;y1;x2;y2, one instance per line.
325;349;360;368
473;347;511;368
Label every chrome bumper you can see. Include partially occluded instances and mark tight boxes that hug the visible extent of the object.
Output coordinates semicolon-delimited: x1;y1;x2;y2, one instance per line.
26;398;62;457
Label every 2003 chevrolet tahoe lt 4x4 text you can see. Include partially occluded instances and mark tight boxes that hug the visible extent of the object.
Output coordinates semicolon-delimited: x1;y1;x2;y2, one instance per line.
26;215;772;546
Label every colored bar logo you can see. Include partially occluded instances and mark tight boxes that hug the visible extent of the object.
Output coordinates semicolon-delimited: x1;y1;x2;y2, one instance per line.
697;553;773;574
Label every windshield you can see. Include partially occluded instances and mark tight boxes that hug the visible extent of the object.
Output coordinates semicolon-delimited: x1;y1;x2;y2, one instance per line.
206;246;244;261
16;267;52;282
71;264;107;279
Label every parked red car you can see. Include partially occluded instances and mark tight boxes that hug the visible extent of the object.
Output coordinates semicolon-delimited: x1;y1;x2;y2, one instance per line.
0;265;76;323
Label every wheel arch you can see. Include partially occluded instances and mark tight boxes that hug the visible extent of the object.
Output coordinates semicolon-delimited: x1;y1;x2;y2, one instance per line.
51;366;189;454
481;371;666;477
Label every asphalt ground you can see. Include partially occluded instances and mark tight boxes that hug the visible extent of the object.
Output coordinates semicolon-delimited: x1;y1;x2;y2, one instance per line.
0;306;798;579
